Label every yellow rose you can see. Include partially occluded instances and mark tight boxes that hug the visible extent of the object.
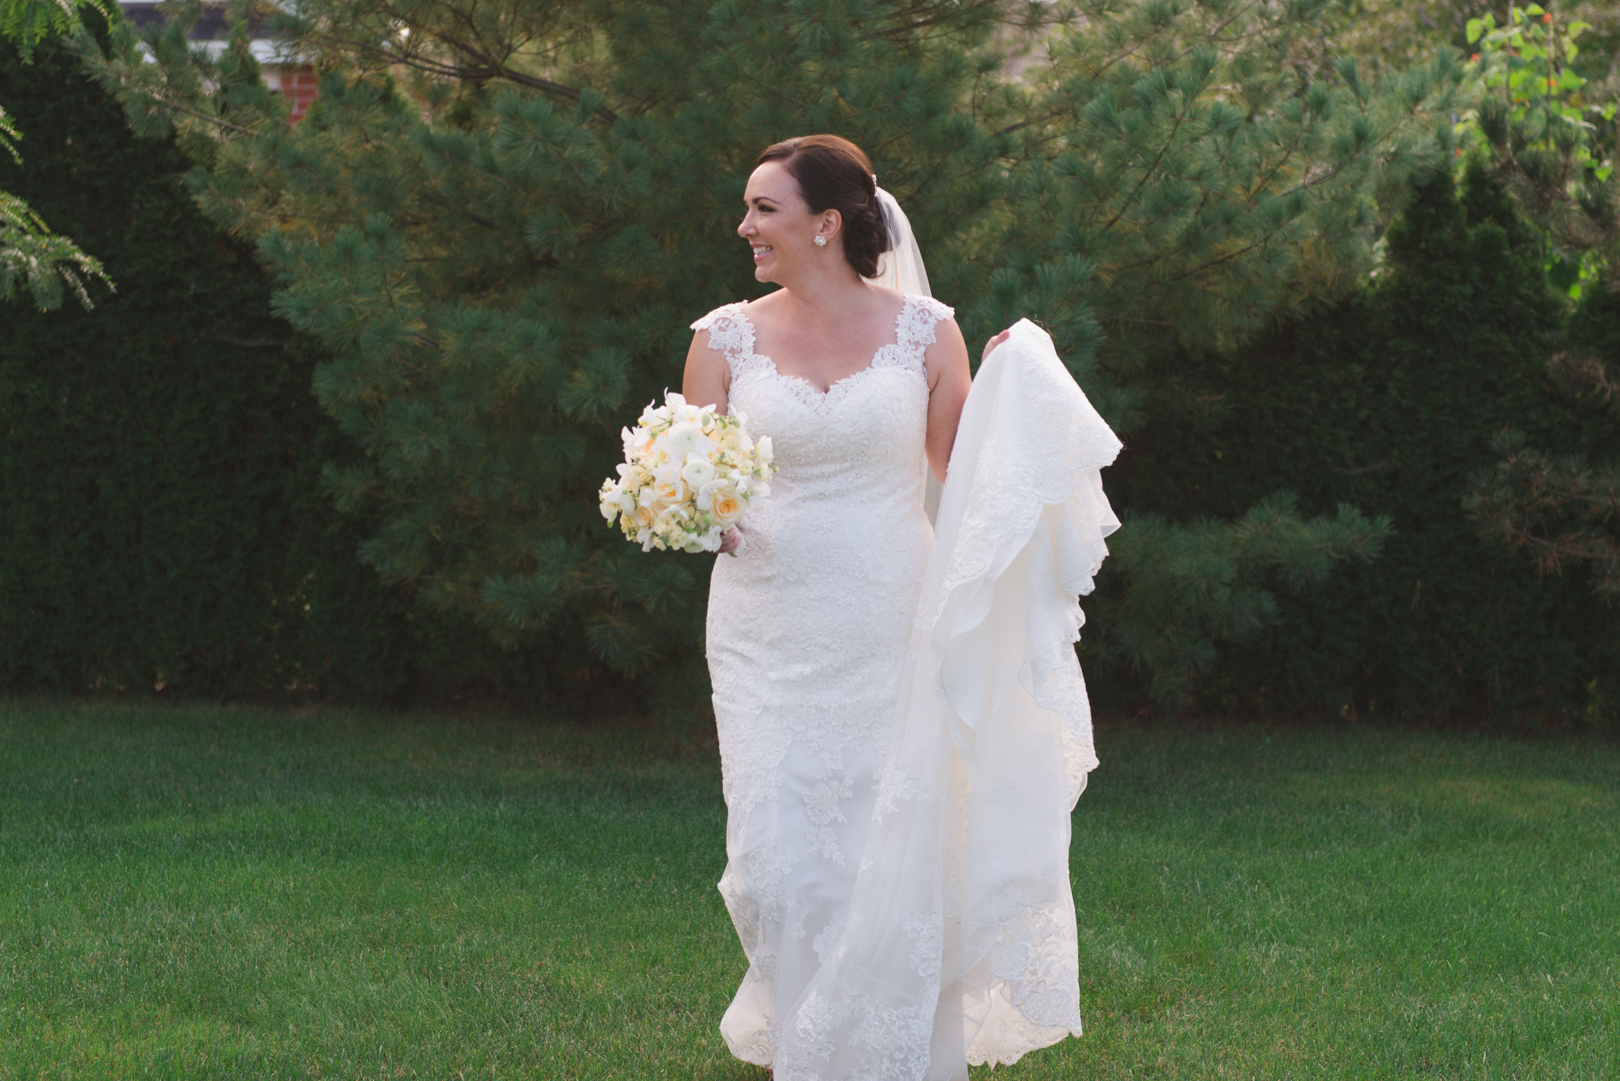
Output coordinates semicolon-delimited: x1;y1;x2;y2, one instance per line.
711;488;745;527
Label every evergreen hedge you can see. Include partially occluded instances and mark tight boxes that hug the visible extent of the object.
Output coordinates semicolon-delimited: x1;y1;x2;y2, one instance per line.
0;28;584;709
1;30;298;695
1109;165;1620;723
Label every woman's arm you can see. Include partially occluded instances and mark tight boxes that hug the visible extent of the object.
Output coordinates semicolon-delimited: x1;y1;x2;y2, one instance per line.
683;328;743;554
682;329;730;416
924;320;1007;483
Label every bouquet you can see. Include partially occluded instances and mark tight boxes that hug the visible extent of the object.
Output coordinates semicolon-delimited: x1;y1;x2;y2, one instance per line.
600;392;776;553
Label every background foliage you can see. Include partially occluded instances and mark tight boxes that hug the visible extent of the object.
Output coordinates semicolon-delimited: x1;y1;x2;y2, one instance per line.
0;26;592;708
0;0;112;309
3;0;1615;724
70;0;1464;714
1458;4;1620;620
1108;163;1620;721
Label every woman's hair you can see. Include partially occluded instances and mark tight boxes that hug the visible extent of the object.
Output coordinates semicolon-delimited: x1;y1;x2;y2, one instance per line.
756;135;890;278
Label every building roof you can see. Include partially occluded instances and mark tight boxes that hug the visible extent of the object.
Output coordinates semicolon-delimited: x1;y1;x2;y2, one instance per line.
118;2;278;40
118;2;300;63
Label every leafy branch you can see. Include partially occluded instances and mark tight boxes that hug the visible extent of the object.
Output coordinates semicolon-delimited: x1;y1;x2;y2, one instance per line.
1;0;115;308
0;190;112;309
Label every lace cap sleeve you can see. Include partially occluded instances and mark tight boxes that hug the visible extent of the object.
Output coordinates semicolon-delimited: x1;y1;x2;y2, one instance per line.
897;294;956;354
690;302;755;374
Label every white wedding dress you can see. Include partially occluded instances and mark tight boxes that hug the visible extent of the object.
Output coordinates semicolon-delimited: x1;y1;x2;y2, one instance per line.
693;296;1121;1080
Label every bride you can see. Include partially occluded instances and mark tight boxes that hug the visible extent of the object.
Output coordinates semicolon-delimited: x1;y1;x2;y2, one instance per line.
683;135;1121;1080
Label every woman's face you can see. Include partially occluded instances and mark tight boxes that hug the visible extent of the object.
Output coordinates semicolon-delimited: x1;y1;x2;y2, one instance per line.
738;161;835;284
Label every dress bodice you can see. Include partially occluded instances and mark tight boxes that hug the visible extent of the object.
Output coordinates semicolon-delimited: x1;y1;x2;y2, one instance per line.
690;294;954;529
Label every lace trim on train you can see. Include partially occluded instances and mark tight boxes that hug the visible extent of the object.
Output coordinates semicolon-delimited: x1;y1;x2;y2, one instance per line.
931;334;1116;1068
779;990;937;1080
934;354;1122;624
966;900;1085;1067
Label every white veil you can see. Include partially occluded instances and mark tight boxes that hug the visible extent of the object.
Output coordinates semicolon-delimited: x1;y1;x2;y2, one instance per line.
870;186;932;298
869;185;944;520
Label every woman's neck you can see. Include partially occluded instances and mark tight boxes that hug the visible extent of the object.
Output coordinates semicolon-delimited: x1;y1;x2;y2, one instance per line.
767;262;877;325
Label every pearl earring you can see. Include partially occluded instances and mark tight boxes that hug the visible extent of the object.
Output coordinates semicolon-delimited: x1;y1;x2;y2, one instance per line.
814;235;827;247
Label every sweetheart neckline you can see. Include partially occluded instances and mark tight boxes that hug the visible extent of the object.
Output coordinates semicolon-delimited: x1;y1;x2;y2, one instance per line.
728;295;920;397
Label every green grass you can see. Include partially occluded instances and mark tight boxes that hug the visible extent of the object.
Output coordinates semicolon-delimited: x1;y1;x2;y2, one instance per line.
0;699;1615;1079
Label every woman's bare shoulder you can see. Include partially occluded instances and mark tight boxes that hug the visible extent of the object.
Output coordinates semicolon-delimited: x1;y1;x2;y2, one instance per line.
738;289;784;317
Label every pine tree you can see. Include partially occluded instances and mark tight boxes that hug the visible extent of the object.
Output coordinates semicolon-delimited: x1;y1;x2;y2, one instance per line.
976;0;1465;705
0;0;112;308
79;0;1465;710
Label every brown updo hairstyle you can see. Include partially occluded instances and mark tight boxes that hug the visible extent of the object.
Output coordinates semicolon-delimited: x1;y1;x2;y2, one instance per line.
756;134;891;279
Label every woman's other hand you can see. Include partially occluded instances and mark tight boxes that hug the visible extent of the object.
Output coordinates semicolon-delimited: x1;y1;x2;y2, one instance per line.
718;527;745;556
982;328;1011;364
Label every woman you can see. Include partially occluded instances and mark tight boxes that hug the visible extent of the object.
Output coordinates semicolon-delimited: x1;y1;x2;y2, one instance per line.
684;135;1117;1080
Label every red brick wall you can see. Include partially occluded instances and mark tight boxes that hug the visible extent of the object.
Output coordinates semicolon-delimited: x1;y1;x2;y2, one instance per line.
267;64;320;122
284;66;318;121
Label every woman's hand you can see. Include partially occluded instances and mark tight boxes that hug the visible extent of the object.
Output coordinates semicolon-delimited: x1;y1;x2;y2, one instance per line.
718;527;744;556
982;328;1011;364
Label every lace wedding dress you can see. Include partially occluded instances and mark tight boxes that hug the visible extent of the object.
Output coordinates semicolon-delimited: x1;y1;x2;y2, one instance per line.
692;298;1121;1081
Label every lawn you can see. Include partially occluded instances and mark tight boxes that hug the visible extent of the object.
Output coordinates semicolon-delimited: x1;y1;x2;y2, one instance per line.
0;698;1614;1079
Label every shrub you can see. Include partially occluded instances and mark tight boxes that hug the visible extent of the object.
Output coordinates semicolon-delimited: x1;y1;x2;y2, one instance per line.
0;25;592;709
1108;164;1620;723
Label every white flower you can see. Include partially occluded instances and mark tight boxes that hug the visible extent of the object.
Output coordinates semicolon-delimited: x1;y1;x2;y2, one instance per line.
651;465;686;505
695;478;724;511
755;435;774;467
622;425;654;458
663;421;714;460
643;437;674;468
682;453;717;490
